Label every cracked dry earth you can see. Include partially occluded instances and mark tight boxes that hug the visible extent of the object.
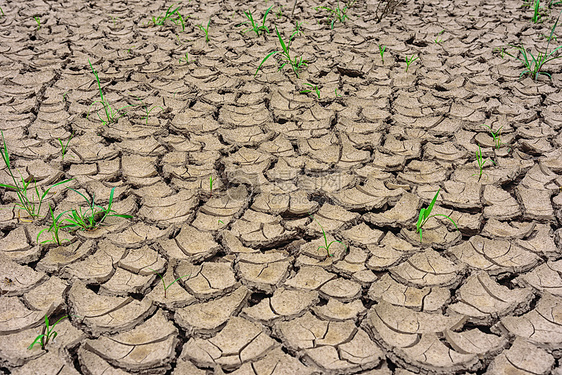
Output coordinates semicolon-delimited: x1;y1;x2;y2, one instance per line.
2;0;562;374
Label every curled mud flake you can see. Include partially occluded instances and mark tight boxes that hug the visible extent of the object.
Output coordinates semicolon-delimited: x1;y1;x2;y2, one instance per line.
448;272;534;324
118;244;166;275
319;278;362;303
100;267;154;296
365;192;419;228
0;297;49;335
341;223;385;247
114;136;167;157
381;134;421;159
518;260;562;297
497;293;562;350
520;164;558;190
481;218;535;240
485;338;554;375
298;171;356;194
230;210;296;248
138;189;197;225
68;281;155;335
177;260;237;300
0;226;39;263
236;251;292;293
243;287;319;323
391;249;465;288
366;232;417;271
220;231;258;254
37;240;95;273
0;254;47;296
298;134;341;165
181;316;276;371
219;103;271;127
516;186;555;221
440;180;481;209
175;286;249;335
444;328;507;357
332;179;400;211
159;224;221;263
285;266;337;290
106;222;173;247
83;311;178;373
61;239;125;284
424;142;469;163
540;148;562;172
516;224;559;259
397;160;449;185
70;133;119;163
234;346;315;375
313;298;366;322
78;347;134;375
259;135;295;158
9;337;83;373
121;154;160;186
368;274;450;312
219;126;275;147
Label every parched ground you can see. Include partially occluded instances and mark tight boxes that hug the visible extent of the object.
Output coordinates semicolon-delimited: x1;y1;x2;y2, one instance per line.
1;0;562;373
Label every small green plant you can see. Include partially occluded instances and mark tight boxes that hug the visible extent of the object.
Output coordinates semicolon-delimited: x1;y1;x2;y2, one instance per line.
335;88;342;97
481;124;509;150
404;54;418;72
315;0;356;29
472;144;496;181
255;25;308;78
179;52;189;64
150;3;187;31
36;205;70;246
309;213;346;257
34;16;40;30
276;6;283;18
87;60;135;125
236;5;273;37
197;19;211;43
134;97;164;125
62;92;68;101
0;6;5;17
209;175;215;196
435;30;445;43
501;10;562;80
0;132;72;220
301;83;320;98
28;315;69;350
148;268;190;298
532;0;543;23
218;219;224;225
58;131;74;160
61;187;133;231
378;44;386;64
415;188;458;242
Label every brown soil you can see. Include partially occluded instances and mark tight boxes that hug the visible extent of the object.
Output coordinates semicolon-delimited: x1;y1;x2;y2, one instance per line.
1;0;562;374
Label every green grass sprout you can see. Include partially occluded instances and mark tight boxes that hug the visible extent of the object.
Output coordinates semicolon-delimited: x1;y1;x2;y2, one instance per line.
37;205;70;246
0;7;5;17
28;315;69;350
276;5;283;18
472;144;496;181
198;19;211;43
301;83;320;98
0;132;73;220
309;213;346;257
148;268;190;298
87;60;135;125
315;0;356;29
255;25;308;78
62;187;132;231
34;16;40;30
150;3;188;31
405;54;418;72
236;5;273;37
481;124;509;150
179;52;189;64
378;44;386;64
335;88;342;97
501;10;562;80
415;188;458;242
209;175;215;196
532;0;543;23
134;97;164;125
435;29;445;43
58;131;74;160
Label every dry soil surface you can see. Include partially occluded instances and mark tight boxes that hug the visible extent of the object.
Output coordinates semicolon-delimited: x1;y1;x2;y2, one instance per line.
1;0;562;374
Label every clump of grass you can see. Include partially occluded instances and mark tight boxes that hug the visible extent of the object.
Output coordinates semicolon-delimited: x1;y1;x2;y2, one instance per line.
87;60;135;126
532;0;545;23
28;315;69;350
37;205;70;246
58;131;74;160
197;19;211;43
0;132;73;220
61;187;133;231
255;24;308;78
481;124;510;150
301;83;320;98
179;52;189;64
149;268;190;298
501;10;562;80
309;213;346;257
472;145;496;181
416;188;458;242
34;16;40;30
378;44;386;64
236;5;273;37
150;3;188;31
404;54;418;72
315;0;356;29
134;97;164;125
